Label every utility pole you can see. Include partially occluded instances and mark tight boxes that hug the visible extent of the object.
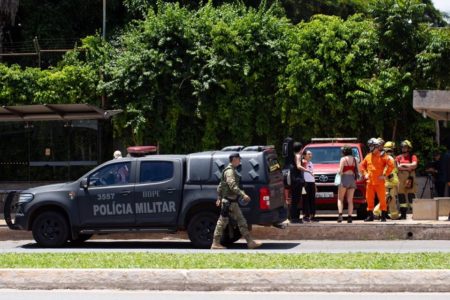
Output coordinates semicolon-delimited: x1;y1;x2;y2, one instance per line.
102;0;106;39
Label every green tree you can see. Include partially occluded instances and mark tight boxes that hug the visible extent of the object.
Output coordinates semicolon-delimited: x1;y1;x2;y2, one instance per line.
364;0;444;143
0;63;99;105
279;14;379;141
103;2;291;152
416;27;450;90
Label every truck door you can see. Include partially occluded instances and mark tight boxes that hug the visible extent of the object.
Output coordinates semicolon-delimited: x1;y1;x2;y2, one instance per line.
134;159;183;226
77;161;135;227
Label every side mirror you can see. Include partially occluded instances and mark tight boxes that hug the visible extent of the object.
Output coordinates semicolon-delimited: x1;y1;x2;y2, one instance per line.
80;178;89;189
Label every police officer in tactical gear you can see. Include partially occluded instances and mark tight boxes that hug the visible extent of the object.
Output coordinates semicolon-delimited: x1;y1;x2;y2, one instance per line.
211;152;262;249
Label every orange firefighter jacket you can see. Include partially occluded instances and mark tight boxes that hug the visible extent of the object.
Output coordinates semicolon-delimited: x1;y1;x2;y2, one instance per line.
360;152;394;186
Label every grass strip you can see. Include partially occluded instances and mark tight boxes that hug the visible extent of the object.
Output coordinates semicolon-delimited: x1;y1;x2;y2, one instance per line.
0;252;449;269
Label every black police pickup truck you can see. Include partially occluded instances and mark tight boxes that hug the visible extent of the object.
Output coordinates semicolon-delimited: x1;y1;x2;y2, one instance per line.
5;146;286;248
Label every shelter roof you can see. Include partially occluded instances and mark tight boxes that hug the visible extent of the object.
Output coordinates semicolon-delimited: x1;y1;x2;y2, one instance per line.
413;90;450;120
0;104;121;122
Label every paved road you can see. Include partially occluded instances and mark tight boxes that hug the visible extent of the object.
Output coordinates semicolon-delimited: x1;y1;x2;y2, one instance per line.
0;290;449;300
1;239;450;253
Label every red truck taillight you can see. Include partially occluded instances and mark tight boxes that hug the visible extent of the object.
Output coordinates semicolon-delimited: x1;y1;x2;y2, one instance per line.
259;187;270;210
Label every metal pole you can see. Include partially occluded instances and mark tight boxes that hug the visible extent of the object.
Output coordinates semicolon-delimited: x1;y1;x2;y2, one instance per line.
102;0;106;39
33;37;41;69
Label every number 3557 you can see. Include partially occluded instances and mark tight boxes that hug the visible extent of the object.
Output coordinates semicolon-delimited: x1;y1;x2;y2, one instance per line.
97;193;115;201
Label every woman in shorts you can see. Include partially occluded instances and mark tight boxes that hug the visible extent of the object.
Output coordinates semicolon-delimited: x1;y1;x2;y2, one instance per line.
337;145;359;223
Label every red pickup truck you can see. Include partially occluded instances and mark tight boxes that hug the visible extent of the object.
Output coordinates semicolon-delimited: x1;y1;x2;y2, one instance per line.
302;138;368;219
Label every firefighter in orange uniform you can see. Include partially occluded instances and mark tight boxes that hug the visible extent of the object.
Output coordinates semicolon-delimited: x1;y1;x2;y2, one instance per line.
360;138;395;222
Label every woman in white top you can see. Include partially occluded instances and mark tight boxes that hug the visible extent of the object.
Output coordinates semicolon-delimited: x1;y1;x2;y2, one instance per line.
337;145;359;223
302;150;318;222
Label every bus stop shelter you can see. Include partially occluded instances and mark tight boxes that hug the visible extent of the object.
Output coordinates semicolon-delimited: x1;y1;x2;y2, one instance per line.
413;90;450;144
0;104;121;185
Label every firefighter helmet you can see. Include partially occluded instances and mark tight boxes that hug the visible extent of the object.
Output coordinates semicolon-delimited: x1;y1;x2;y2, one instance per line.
384;141;395;150
400;140;413;149
367;138;381;152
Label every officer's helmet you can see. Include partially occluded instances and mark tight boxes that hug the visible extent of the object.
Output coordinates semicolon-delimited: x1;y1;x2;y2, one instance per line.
367;137;381;152
400;140;413;149
384;141;395;152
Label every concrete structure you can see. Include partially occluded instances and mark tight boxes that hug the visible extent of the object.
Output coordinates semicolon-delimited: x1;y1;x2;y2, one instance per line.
1;269;449;292
413;90;450;121
413;90;450;145
435;197;450;216
412;198;439;220
2;217;450;241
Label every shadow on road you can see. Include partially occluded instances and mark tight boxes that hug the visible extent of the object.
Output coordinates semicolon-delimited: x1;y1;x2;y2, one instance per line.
19;240;300;250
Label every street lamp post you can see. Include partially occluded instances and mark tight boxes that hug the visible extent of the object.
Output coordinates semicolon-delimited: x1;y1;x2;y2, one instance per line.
102;0;106;39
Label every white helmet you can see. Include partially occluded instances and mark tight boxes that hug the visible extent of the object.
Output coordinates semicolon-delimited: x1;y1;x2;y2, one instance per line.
113;150;122;159
367;138;381;152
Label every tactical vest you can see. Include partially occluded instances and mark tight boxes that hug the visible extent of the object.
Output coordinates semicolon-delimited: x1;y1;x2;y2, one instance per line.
218;165;241;199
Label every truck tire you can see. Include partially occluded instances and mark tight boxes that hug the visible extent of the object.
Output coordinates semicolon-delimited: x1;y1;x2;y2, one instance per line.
32;211;69;247
187;212;217;248
221;225;242;246
70;233;93;244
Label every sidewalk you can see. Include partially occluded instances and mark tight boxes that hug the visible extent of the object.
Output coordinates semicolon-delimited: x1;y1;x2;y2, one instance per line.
1;217;449;292
2;215;449;241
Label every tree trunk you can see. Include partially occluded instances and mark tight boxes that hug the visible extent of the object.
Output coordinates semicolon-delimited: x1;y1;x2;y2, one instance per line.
0;0;20;58
391;119;397;142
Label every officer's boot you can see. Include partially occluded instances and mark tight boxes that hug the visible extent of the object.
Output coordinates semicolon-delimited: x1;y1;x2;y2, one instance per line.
210;236;226;250
400;208;407;220
245;235;262;249
380;211;387;222
364;211;374;222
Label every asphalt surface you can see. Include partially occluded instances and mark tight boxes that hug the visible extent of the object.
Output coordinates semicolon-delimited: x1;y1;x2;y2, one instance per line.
1;216;449;292
2;215;450;241
1;291;449;300
1;239;450;253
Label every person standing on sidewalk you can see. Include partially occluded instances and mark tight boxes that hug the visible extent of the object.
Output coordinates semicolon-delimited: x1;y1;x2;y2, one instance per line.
289;142;306;223
302;150;317;222
211;152;262;250
396;140;418;219
360;138;394;222
337;145;359;223
383;141;400;220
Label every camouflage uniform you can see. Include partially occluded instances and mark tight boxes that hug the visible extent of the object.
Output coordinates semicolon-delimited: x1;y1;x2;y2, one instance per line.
213;164;250;240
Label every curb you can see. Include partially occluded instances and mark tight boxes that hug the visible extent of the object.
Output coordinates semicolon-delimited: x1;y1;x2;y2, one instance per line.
1;269;449;292
2;221;450;241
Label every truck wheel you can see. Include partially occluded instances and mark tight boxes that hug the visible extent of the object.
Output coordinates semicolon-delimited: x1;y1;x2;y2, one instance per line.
356;203;368;220
221;225;242;246
187;212;217;248
70;234;93;244
32;211;69;247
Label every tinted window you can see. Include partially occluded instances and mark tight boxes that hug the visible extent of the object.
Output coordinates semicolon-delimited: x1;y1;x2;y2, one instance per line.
307;147;361;164
89;162;130;186
140;161;174;183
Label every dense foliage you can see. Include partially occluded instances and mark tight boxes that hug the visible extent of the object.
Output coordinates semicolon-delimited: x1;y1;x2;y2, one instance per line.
1;0;450;160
